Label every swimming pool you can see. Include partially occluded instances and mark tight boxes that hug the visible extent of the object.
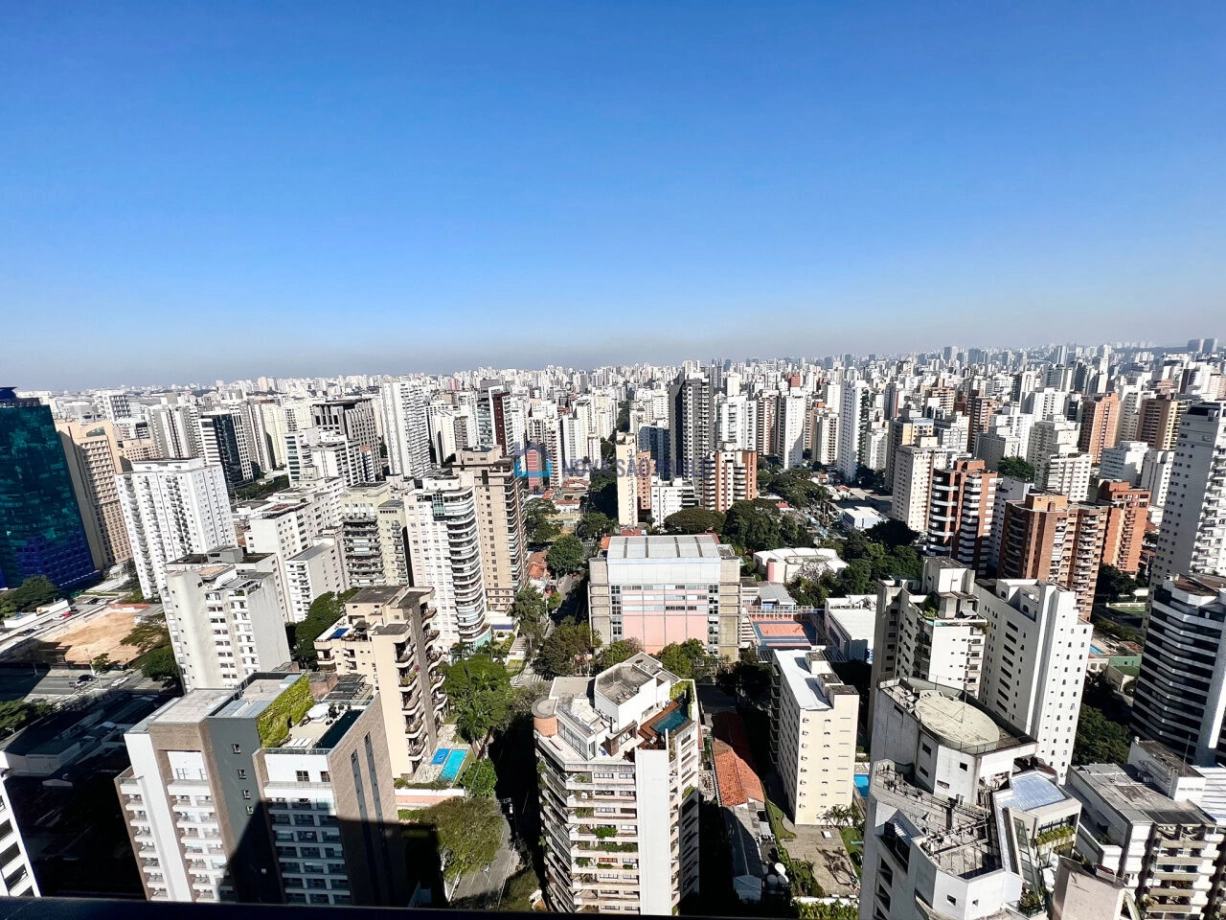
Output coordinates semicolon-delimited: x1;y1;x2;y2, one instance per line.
1090;644;1106;656
651;708;690;734
430;748;449;766
440;749;467;783
853;774;870;795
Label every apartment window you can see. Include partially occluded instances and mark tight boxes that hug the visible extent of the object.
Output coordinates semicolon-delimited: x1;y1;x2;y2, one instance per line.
245;805;255;815
242;790;252;800
297;771;310;782
320;771;330;783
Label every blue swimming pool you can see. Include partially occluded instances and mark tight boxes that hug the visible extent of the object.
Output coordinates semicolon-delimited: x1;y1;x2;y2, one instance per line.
651;708;690;734
853;774;870;795
1090;644;1106;656
440;749;467;783
430;748;449;766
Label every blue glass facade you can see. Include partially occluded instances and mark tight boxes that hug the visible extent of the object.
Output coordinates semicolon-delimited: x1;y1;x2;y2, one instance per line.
0;388;98;590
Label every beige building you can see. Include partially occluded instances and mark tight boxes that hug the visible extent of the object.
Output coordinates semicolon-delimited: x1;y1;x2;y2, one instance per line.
770;648;859;824
55;418;133;569
117;672;407;906
314;585;446;778
889;439;951;532
700;446;757;513
455;446;527;613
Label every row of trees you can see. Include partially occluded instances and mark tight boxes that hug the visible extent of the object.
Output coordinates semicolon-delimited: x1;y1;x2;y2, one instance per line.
122;613;181;685
0;576;60;617
663;499;814;555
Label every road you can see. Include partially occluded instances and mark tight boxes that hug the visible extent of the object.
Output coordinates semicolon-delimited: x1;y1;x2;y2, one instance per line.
0;664;164;703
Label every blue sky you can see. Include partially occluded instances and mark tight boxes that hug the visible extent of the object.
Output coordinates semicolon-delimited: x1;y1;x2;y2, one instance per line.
2;2;1224;388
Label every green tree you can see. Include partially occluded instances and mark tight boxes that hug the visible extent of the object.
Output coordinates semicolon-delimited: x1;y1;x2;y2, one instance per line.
91;653;113;673
576;512;617;541
511;586;549;651
0;700;51;740
865;518;920;550
414;796;503;881
524;498;561;545
722;500;783;553
290;590;351;667
595;638;643;670
1073;704;1130;765
997;456;1036;482
657;639;713;680
124;613;170;654
852;464;888;492
663;508;725;535
139;645;181;684
458;758;499;798
546;534;587;576
444;654;513;742
1096;564;1141;603
0;576;60;617
534;618;599;678
766;470;829;510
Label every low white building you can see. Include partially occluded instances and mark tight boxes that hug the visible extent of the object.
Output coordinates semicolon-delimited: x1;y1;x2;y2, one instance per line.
823;595;876;662
753;546;847;585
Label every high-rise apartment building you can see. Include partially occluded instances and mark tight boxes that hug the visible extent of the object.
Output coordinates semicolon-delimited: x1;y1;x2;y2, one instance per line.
147;403;203;460
285;428;375;487
117;672;407;906
534;654;701;914
862;679;1058;920
588;535;743;659
198;410;255;486
312;397;380;458
775;392;808;468
1077;392;1120;462
1096;480;1150;575
978;577;1090;782
337;482;405;588
699;446;757;513
55;418;133;570
770;648;859;824
0;388;97;591
1041;451;1093;502
870;559;988;706
837;380;869;481
996;492;1105;616
668;373;715;480
889;441;950;532
1099;439;1149;485
403;475;489;647
116;458;236;599
884;416;934;489
163;552;293;691
379;381;431;478
314;586;447;778
1132;574;1226;766
1152;402;1226;581
1137;393;1187;451
455;446;527;614
926;458;1000;573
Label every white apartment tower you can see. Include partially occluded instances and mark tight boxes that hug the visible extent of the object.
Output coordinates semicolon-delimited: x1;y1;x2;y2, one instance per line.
403;475;489;648
978;577;1091;782
117;458;237;599
534;654;701;914
380;380;432;478
163;556;293;691
837;379;869;481
1153;402;1226;581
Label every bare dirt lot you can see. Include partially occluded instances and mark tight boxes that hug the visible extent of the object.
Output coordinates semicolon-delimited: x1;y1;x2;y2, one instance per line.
51;610;142;666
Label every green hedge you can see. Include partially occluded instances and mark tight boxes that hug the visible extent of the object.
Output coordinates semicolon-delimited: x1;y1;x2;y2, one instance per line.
258;675;314;747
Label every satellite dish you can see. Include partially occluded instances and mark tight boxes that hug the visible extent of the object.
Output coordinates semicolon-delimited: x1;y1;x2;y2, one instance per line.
774;862;788;878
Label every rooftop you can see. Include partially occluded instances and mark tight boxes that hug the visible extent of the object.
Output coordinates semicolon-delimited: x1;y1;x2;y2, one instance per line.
603;534;734;561
347;585;405;605
1072;763;1216;826
880;679;1021;753
594;653;667;704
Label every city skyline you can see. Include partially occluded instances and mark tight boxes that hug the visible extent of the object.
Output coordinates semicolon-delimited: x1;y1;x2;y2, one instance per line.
4;2;1226;387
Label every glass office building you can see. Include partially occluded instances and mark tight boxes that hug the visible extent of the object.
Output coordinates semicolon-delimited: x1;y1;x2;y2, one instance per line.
0;387;97;590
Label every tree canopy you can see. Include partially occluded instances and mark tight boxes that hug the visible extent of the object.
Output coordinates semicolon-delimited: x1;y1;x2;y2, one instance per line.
0;700;52;740
546;534;587;577
0;576;60;617
443;654;513;742
595;638;643;671
663;508;725;535
289;590;354;668
997;456;1036;482
1096;564;1142;603
657;639;716;681
510;586;549;651
576;511;617;541
414;796;503;881
534;618;599;678
760;469;829;510
457;757;498;799
852;464;888;492
524;498;561;545
722;499;814;554
864;518;920;550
